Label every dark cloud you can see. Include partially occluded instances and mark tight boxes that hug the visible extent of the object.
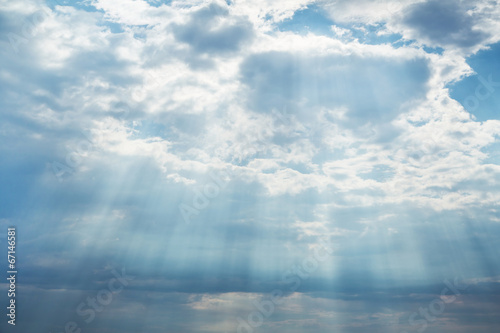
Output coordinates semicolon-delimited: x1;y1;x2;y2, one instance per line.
240;51;430;133
172;3;254;55
403;0;490;49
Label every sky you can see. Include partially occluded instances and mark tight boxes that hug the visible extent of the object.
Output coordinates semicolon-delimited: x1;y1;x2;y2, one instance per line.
1;0;500;332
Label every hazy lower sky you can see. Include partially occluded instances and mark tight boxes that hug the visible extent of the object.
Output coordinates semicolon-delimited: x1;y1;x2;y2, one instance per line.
1;0;500;332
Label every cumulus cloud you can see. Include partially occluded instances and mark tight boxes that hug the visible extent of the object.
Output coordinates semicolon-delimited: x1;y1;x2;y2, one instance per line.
171;3;254;55
402;0;490;49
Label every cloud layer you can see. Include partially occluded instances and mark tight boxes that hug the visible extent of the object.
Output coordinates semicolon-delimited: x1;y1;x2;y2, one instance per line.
1;0;500;332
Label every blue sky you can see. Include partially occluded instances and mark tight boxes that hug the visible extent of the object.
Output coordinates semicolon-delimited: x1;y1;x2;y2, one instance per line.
1;0;500;332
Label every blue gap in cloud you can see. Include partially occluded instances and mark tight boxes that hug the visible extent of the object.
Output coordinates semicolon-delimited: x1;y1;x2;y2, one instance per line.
46;0;98;12
482;142;500;165
449;42;500;121
46;0;125;33
130;120;169;140
101;21;125;34
277;4;335;36
422;45;444;55
277;5;402;45
350;24;401;45
144;0;173;8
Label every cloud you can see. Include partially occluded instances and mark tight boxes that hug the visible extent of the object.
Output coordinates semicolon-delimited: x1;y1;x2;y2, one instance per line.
2;1;500;332
318;0;500;55
402;0;490;50
240;51;430;127
171;2;254;55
